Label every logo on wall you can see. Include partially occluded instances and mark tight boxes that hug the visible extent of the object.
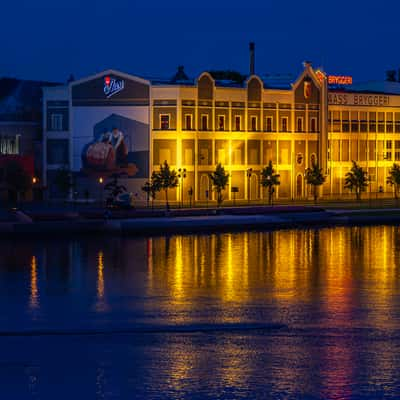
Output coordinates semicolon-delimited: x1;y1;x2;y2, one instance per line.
304;78;312;99
104;76;125;98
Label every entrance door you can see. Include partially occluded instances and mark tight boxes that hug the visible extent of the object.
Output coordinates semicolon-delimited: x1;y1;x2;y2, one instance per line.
250;174;258;200
296;174;303;198
199;174;210;201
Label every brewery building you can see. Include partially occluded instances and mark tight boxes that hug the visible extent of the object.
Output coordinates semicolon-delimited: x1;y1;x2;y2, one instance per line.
42;45;400;203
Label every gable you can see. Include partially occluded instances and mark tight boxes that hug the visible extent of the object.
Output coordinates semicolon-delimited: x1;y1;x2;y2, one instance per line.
72;72;150;106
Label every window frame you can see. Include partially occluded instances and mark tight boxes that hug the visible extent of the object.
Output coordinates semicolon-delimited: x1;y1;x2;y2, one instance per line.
50;113;63;131
160;114;170;130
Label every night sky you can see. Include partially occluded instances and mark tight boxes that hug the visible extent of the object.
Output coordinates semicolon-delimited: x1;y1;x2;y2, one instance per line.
2;0;400;84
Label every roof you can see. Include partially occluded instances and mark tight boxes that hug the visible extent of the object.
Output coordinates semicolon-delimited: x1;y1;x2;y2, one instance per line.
346;81;400;95
0;78;59;122
261;73;296;90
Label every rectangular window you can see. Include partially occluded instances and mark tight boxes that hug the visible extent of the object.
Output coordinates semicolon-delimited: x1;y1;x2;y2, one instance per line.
369;141;376;161
234;115;241;131
342;111;349;132
250;116;257;131
378;112;385;133
185;114;192;130
281;117;288;132
332;111;341;132
386;141;392;161
201;114;208;131
369;112;376;133
310;117;317;133
160;114;170;130
395;113;400;133
266;116;273;132
351;111;359;133
296;117;303;132
395;141;400;161
51;114;63;131
342;140;349;161
218;115;225;131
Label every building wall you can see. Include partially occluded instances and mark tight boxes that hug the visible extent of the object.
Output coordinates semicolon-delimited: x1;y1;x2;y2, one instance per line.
42;66;400;203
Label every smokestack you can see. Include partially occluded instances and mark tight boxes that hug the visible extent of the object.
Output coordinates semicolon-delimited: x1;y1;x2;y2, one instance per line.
249;42;255;75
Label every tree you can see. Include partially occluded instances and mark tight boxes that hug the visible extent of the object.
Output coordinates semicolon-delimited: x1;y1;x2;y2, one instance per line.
260;161;280;205
387;163;400;199
344;161;369;201
209;163;229;207
104;172;127;206
304;162;326;204
141;173;162;209
53;166;75;198
152;161;178;210
1;160;31;203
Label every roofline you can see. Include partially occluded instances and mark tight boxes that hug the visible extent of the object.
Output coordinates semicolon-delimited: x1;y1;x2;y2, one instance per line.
69;69;150;87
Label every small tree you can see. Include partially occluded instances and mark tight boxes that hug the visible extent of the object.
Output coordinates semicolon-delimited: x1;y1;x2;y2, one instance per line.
387;163;400;199
2;160;31;203
53;166;75;199
104;172;127;206
209;163;229;207
142;173;162;209
260;161;280;205
152;161;178;210
304;162;326;204
344;161;369;201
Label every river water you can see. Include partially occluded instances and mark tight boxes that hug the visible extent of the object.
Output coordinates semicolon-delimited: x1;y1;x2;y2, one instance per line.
1;226;400;399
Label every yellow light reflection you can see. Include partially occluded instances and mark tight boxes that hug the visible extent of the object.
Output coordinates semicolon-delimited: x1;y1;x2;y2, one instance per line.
29;255;39;310
96;250;108;312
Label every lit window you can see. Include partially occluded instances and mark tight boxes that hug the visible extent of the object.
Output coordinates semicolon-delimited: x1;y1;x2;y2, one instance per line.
251;116;257;131
281;117;288;132
235;115;241;131
266;117;273;132
218;115;225;131
185;114;192;130
297;117;303;132
51;114;63;131
160;114;170;130
310;117;317;132
201;115;208;130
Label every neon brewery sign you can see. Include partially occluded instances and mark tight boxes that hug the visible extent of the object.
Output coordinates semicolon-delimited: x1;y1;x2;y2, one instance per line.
328;75;353;85
103;76;125;98
315;70;353;86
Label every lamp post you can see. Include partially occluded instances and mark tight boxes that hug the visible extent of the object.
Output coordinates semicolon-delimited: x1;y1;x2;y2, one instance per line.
32;177;38;202
98;177;104;207
246;168;253;203
178;168;187;208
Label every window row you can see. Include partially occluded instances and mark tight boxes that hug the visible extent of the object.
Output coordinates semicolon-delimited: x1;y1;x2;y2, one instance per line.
328;139;400;162
329;111;400;133
158;114;318;133
153;139;317;166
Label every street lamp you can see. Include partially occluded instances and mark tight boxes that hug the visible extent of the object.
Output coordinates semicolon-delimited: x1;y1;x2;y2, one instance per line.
178;168;187;208
246;168;253;203
98;177;104;206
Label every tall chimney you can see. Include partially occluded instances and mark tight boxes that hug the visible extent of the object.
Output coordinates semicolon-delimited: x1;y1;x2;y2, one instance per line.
249;42;255;75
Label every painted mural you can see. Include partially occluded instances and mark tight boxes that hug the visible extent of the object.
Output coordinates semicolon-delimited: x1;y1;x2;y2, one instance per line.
81;113;149;178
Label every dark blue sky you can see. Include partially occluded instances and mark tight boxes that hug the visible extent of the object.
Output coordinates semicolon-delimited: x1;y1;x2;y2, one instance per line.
2;0;400;83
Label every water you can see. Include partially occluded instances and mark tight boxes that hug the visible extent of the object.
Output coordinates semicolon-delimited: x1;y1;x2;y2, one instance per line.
1;226;400;399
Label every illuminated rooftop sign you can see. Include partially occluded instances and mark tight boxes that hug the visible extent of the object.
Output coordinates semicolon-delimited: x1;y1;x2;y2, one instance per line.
314;70;353;86
328;75;353;85
104;76;125;98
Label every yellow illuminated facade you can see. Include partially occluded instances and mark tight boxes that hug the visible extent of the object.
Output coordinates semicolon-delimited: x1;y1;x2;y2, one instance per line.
151;63;400;202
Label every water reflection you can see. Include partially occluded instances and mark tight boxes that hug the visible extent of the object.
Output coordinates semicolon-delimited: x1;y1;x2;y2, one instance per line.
29;255;39;310
0;226;400;397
